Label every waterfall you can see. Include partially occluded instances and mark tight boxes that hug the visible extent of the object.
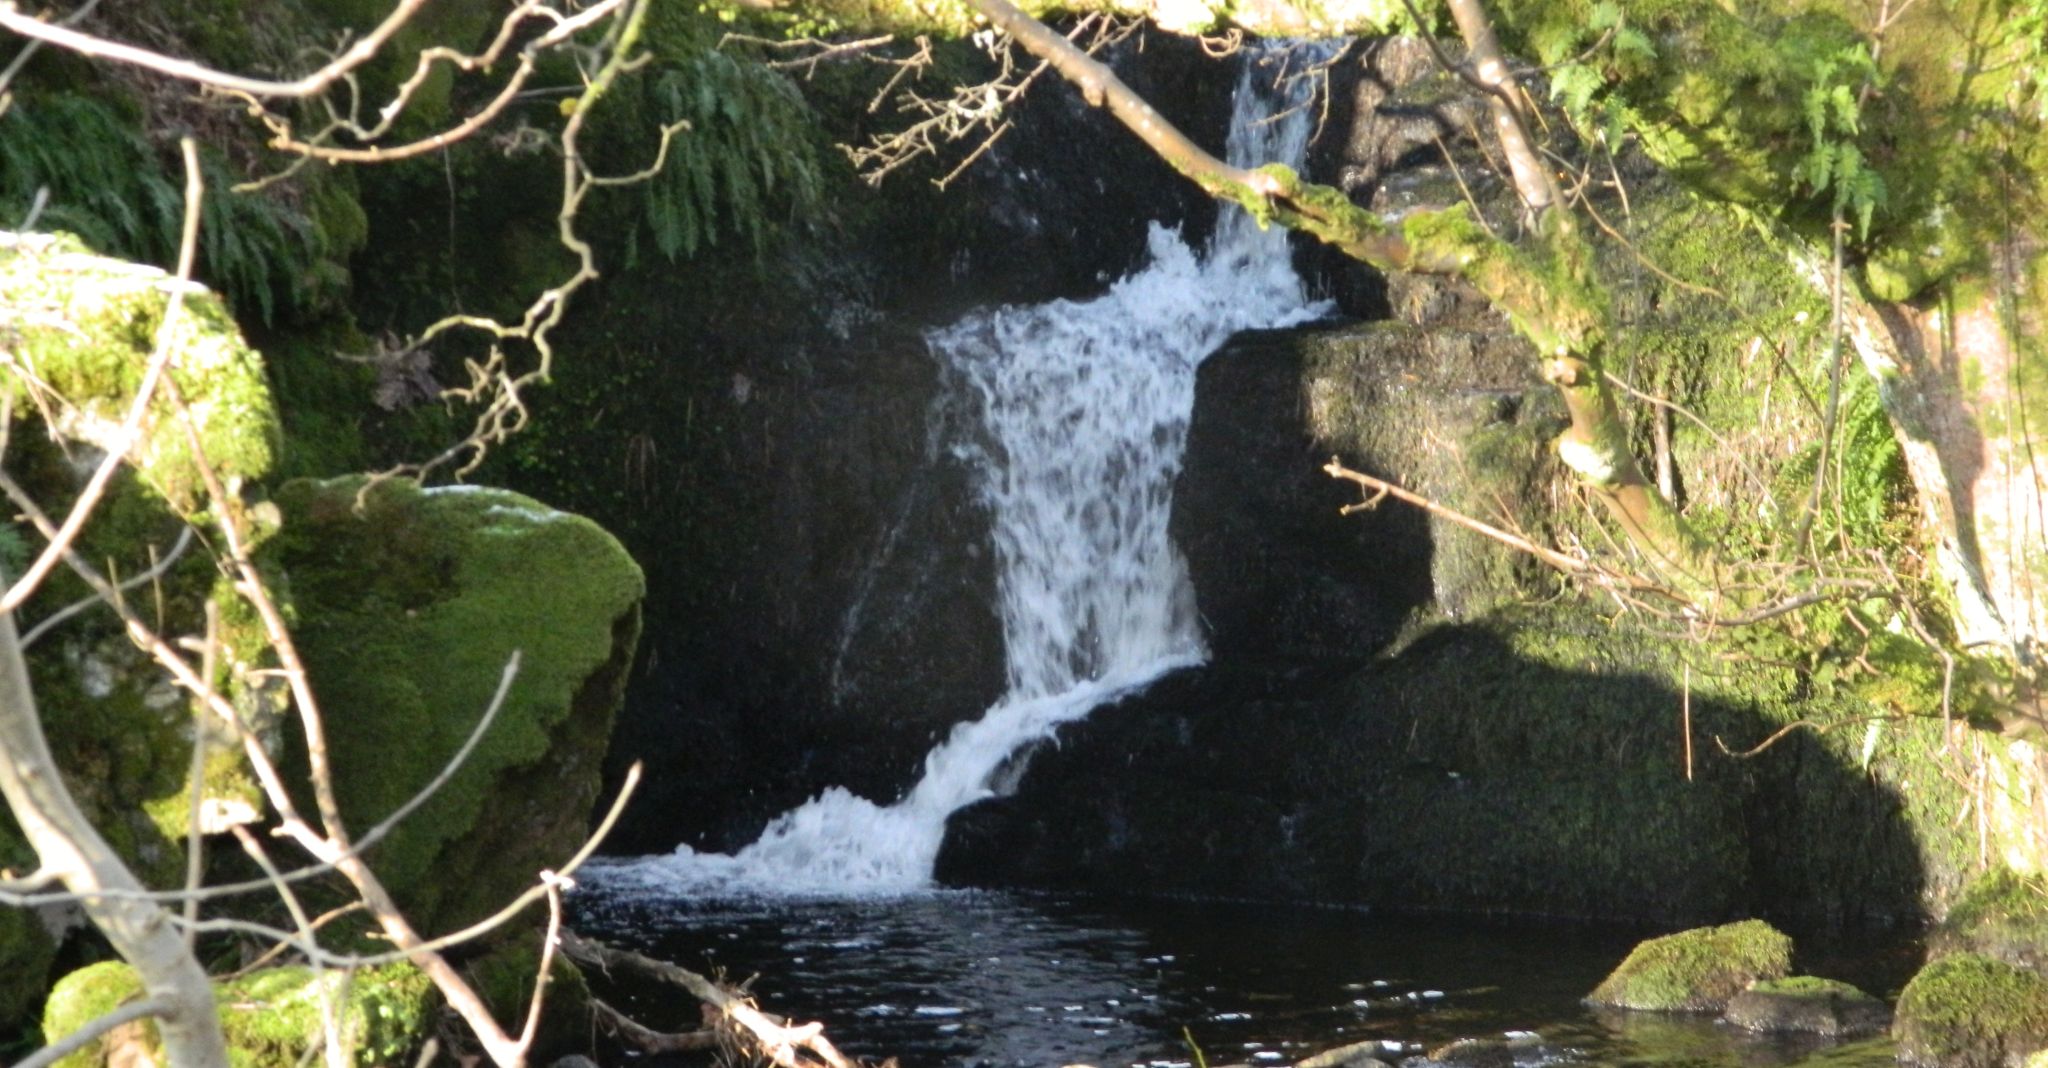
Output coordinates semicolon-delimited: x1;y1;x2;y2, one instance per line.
592;47;1332;899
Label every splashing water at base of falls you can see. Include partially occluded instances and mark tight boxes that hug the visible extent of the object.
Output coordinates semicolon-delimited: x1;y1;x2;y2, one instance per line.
590;49;1334;899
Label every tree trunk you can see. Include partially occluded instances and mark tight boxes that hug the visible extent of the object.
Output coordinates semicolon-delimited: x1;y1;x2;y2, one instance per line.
0;572;231;1067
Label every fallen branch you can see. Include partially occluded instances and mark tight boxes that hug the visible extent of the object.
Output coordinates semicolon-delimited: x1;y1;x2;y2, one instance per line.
1323;457;1589;575
588;997;721;1054
560;930;858;1068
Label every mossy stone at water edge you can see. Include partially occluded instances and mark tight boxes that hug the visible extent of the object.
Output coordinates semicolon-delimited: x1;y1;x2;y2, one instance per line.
272;476;644;935
1586;919;1791;1011
1933;868;2048;973
1721;976;1889;1037
1894;954;2048;1068
40;959;433;1067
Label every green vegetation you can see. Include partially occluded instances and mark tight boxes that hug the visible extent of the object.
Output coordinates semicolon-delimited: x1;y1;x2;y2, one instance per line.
1936;868;2048;969
0;94;339;324
1587;920;1792;1011
624;39;828;263
0;233;280;513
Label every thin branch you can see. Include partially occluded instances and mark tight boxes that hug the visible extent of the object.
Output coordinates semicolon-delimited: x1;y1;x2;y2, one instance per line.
0;0;101;100
19;525;194;647
1324;457;1594;576
0;0;430;99
9;996;171;1068
561;930;856;1068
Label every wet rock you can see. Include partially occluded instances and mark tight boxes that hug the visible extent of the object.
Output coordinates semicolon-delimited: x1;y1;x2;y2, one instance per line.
1721;976;1889;1037
1413;1037;1514;1068
1894;953;2048;1068
1932;867;2048;973
1587;920;1792;1012
1295;1038;1394;1068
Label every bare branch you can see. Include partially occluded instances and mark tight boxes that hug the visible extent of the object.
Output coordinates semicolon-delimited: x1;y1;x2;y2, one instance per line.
19;525;194;648
561;930;856;1068
1324;458;1595;576
0;0;431;99
10;996;171;1068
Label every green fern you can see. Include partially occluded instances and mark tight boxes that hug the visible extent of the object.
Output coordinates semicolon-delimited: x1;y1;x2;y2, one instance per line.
1777;374;1906;549
0;92;320;323
637;50;825;262
1791;44;1887;238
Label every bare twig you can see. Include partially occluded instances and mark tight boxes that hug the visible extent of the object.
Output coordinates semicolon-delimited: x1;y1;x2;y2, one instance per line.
0;0;431;99
1325;457;1594;576
588;998;721;1054
10;996;171;1068
19;526;194;648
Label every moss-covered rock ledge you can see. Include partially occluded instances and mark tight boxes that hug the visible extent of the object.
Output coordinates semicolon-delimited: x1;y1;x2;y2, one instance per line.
1586;920;1791;1013
270;476;645;935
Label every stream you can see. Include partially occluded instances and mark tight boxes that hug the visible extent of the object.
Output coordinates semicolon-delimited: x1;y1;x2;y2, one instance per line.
569;888;1908;1068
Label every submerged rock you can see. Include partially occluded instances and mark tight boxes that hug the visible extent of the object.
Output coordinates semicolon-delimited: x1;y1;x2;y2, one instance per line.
1413;1037;1515;1068
1295;1038;1394;1068
1893;953;2048;1068
1586;919;1792;1012
1721;976;1889;1037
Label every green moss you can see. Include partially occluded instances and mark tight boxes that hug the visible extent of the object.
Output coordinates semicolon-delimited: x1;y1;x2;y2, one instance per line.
1894;953;2048;1068
1723;974;1889;1036
1;233;280;514
218;963;433;1067
1750;975;1860;996
1587;919;1793;1011
39;961;434;1067
271;476;643;932
40;962;149;1068
465;940;592;1063
1936;868;2048;970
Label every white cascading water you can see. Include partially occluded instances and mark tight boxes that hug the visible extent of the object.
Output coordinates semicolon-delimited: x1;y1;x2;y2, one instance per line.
591;48;1331;899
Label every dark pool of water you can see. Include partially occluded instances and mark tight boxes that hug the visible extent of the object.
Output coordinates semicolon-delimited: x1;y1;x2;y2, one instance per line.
569;887;1905;1068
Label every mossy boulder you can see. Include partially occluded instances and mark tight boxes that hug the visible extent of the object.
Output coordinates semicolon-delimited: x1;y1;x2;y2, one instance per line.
0;231;279;514
1586;919;1792;1012
1721;975;1889;1037
1933;868;2048;973
1894;953;2048;1068
272;476;644;934
41;959;433;1068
